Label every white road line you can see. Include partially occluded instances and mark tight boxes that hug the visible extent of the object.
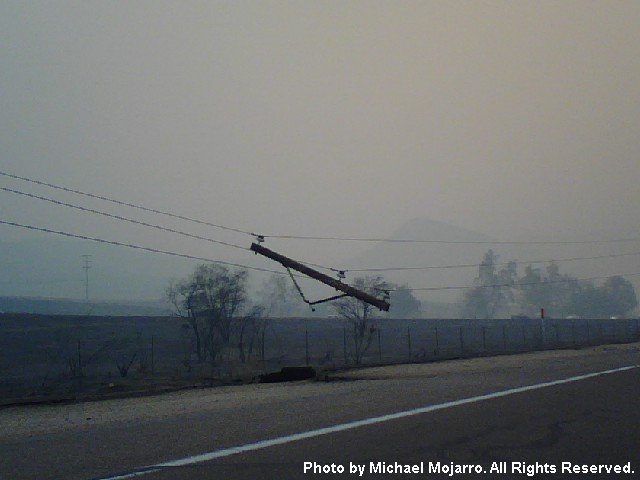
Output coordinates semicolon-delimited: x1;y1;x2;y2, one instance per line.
93;364;639;480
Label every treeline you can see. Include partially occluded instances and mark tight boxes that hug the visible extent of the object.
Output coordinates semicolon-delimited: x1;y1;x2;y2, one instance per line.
165;265;424;369
462;250;638;319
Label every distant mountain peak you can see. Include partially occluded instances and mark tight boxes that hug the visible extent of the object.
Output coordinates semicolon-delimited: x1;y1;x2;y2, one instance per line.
389;218;497;242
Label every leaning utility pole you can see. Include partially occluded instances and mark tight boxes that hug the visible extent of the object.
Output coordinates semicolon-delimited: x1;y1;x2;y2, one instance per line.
81;255;91;301
250;242;390;311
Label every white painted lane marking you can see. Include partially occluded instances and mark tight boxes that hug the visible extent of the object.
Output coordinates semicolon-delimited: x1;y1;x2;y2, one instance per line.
93;365;639;480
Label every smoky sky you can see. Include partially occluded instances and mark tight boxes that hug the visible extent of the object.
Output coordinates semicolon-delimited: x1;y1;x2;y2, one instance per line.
2;1;640;299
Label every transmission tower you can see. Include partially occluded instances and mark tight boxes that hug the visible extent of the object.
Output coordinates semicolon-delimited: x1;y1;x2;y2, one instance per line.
81;255;91;301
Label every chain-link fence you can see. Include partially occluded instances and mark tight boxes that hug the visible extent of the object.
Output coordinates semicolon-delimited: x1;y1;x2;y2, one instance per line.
1;314;639;403
265;317;640;368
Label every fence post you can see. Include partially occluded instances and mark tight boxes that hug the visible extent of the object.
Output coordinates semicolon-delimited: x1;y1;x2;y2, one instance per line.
502;326;507;352
77;340;83;378
617;320;622;343
481;326;487;352
305;327;309;365
76;339;83;390
343;326;347;364
407;326;412;361
151;335;155;377
342;327;347;365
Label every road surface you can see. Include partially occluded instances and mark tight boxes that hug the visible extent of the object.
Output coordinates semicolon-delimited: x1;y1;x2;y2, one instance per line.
1;343;639;479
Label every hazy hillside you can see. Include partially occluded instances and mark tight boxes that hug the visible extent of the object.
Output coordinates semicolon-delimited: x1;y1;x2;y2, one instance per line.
342;218;640;305
2;218;638;312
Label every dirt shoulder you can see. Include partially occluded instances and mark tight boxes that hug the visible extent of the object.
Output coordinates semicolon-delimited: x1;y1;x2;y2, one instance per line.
333;342;640;379
1;342;638;442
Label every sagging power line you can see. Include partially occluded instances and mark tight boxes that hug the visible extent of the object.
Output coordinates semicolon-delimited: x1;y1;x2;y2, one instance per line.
6;182;638;275
0;217;389;310
343;251;640;273
261;234;640;245
251;242;390;311
3;170;640;246
2;218;638;305
0;170;256;237
4;169;640;305
0;186;249;252
385;272;640;292
0;219;287;276
5;182;639;275
0;186;340;273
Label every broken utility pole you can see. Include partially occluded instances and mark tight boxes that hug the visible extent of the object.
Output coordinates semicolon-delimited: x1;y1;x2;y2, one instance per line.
250;242;390;311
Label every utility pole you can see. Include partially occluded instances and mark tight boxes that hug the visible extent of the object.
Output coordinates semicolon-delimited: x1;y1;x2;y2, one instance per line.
81;255;91;301
250;242;390;311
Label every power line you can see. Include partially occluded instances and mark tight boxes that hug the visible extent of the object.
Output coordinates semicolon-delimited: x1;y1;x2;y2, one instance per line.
262;233;640;245
388;273;640;292
3;219;638;300
0;170;256;237
0;186;249;252
9;182;637;273
5;182;638;276
6;182;638;274
0;186;340;273
343;251;640;273
0;219;288;276
3;170;640;246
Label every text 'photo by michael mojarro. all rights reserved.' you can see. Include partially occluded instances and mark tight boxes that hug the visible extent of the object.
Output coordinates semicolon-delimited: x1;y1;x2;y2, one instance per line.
303;461;635;476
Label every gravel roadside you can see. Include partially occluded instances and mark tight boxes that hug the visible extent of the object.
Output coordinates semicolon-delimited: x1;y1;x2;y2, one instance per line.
1;342;638;442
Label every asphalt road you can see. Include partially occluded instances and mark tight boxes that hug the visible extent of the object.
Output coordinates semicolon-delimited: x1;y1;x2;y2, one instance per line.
1;344;639;480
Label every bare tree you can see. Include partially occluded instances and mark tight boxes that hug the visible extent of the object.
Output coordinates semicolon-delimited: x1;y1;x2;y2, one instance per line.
333;275;391;365
235;306;266;363
166;264;250;370
167;277;205;362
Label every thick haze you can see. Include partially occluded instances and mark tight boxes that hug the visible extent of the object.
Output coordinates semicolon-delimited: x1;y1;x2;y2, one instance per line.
1;1;640;301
